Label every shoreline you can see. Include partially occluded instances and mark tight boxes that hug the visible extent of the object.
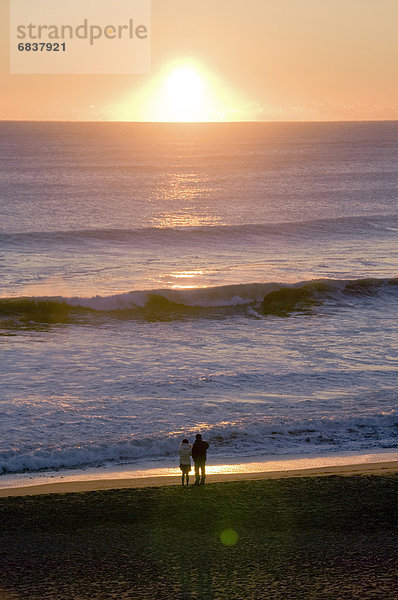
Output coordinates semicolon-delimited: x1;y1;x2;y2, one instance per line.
1;450;397;497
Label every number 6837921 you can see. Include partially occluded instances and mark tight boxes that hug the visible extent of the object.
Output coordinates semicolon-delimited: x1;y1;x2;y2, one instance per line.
18;42;66;51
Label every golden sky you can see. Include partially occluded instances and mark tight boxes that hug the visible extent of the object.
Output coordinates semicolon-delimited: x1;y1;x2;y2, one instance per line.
1;0;398;121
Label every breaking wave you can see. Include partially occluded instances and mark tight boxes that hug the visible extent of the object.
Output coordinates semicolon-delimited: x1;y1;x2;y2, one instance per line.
1;277;397;325
1;411;397;475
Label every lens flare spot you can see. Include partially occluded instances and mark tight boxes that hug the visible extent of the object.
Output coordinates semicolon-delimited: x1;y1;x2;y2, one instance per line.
220;528;239;546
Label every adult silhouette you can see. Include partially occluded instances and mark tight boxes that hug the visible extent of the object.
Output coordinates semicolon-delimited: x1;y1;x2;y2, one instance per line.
192;433;209;485
179;438;192;486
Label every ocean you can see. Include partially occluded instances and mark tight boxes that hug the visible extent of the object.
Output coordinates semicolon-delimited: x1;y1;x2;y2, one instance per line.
1;120;397;477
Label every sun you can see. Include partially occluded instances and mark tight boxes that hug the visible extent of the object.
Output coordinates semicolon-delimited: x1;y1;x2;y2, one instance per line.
113;60;247;122
161;66;211;122
148;64;217;122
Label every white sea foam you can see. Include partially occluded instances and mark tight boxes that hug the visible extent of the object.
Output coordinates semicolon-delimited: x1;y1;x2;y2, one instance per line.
56;277;398;312
65;283;277;310
1;412;397;475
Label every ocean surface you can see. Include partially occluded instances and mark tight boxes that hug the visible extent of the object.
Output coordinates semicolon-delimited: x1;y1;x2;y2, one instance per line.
1;120;397;476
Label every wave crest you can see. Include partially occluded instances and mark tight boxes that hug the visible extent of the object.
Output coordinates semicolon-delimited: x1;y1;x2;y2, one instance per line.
1;412;397;475
1;277;397;325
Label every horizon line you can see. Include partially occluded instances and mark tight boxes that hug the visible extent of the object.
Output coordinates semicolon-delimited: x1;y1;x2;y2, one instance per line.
1;118;397;125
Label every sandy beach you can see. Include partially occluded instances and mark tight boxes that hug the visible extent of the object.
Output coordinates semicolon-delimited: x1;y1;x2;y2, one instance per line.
1;463;397;599
0;457;397;497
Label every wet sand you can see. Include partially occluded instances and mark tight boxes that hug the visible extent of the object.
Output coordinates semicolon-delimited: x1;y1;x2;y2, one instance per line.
1;458;397;498
0;466;397;599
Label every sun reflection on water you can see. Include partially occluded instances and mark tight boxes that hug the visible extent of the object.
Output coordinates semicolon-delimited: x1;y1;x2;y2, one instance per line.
171;271;204;278
171;285;199;289
150;171;221;229
151;211;220;229
159;269;207;289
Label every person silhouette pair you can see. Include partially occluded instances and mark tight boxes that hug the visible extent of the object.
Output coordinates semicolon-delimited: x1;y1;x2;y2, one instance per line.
179;433;209;486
